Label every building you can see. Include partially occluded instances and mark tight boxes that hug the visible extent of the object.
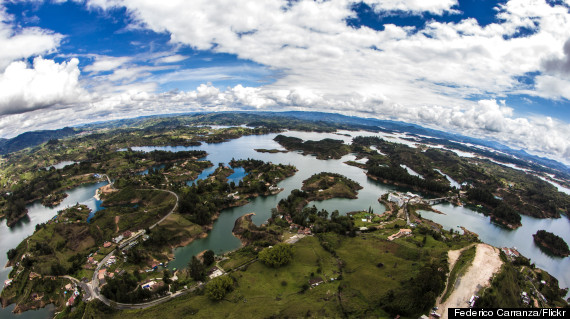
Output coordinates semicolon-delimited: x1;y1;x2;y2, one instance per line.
66;296;76;307
388;229;412;241
142;281;156;290
387;193;405;207
208;266;224;279
113;234;124;244
98;269;107;281
309;277;324;287
103;241;112;248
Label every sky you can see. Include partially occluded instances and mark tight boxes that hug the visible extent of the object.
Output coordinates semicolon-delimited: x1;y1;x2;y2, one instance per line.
0;0;569;164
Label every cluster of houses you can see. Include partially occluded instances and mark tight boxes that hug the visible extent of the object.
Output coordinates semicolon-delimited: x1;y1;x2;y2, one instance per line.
64;283;81;307
282;215;313;235
112;229;147;250
387;192;421;207
97;267;125;286
501;247;521;261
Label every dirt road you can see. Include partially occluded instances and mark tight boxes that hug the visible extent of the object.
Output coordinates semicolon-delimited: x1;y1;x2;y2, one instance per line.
436;243;503;318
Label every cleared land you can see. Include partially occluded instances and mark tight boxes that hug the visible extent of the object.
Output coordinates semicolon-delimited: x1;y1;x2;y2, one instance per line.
436;243;503;318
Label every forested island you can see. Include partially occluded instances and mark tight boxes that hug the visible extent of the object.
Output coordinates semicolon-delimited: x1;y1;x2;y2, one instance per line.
533;230;570;257
273;135;351;159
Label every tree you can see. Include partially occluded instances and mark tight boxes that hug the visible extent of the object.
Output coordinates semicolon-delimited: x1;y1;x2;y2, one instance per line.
6;248;17;260
203;250;215;266
205;275;233;301
189;256;205;281
163;270;172;285
259;243;293;268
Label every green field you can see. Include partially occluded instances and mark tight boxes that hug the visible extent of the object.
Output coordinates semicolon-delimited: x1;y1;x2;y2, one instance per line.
76;228;474;319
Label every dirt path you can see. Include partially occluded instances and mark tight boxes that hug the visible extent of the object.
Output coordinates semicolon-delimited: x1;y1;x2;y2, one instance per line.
436;243;503;318
115;216;120;233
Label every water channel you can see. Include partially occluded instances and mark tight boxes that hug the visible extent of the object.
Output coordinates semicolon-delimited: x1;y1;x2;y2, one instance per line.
2;130;569;318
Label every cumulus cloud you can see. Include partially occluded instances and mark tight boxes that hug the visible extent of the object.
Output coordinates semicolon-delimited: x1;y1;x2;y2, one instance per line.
0;57;85;114
0;5;62;70
84;55;132;73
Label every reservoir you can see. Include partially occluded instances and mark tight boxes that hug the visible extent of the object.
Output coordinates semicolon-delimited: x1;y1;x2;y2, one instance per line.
2;130;569;317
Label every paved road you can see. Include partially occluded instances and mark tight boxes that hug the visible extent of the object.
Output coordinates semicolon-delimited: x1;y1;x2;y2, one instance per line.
149;189;179;230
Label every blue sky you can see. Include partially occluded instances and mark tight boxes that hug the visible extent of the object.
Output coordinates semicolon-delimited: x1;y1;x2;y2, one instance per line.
0;0;569;163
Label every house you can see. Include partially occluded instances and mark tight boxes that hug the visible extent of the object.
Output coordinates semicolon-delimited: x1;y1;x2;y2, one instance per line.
388;229;412;241
103;241;112;248
142;281;156;290
309;277;324;287
66;296;76;307
65;283;73;290
123;230;132;238
98;269;107;280
387;193;405;207
208;266;224;279
113;234;124;244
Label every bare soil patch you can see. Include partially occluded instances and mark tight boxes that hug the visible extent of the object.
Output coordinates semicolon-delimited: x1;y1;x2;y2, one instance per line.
436;243;503;318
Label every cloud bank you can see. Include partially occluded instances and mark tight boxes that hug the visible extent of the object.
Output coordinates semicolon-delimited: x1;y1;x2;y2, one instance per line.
0;0;569;164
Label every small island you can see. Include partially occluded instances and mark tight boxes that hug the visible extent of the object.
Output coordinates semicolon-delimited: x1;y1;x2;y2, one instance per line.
254;148;288;154
302;172;362;200
533;230;569;257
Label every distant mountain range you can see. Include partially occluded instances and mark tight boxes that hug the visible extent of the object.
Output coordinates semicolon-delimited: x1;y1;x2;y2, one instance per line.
0;111;568;176
0;127;78;155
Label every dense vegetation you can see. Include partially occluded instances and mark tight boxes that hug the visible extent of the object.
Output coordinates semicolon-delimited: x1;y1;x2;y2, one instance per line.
258;243;294;268
533;230;570;257
476;258;568;308
466;186;521;227
368;163;451;194
205;275;234;301
101;272;168;303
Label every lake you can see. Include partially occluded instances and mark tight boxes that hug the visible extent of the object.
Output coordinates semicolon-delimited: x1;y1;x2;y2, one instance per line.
2;130;569;317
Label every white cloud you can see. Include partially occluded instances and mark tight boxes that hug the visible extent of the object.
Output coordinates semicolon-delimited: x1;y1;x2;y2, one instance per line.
363;0;459;15
0;5;62;70
534;75;570;100
0;57;85;114
154;54;188;64
84;55;132;73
